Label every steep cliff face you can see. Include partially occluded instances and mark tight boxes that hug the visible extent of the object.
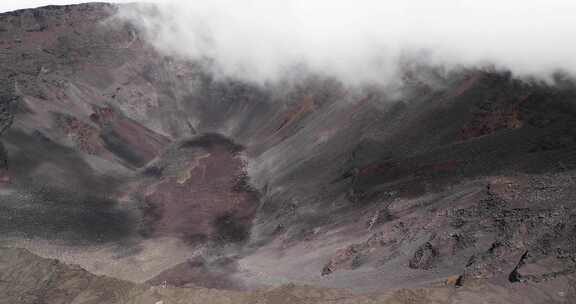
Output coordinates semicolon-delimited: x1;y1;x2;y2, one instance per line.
1;3;576;302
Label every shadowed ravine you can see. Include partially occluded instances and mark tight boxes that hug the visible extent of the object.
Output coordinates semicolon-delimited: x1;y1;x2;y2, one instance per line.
0;3;575;303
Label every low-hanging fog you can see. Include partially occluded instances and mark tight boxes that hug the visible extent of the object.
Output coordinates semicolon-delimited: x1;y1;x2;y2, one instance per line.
117;0;576;85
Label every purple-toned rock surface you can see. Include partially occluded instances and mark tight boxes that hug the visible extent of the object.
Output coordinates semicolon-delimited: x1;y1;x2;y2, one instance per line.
0;3;575;303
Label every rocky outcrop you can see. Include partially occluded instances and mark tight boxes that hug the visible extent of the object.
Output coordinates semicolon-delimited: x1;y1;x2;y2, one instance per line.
136;134;259;245
409;242;439;270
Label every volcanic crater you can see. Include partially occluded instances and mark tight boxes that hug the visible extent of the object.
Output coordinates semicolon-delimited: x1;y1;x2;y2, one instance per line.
1;3;576;303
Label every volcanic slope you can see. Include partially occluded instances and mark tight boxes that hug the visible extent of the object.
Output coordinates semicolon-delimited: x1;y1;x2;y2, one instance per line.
0;3;576;302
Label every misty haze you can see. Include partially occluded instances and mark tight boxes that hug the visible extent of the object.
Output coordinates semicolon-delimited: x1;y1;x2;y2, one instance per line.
0;1;576;303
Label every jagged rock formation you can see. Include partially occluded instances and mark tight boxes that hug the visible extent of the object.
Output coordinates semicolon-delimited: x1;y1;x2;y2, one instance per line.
1;3;576;303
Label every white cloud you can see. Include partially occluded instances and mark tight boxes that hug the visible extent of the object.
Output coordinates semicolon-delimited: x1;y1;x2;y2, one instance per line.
118;0;576;85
